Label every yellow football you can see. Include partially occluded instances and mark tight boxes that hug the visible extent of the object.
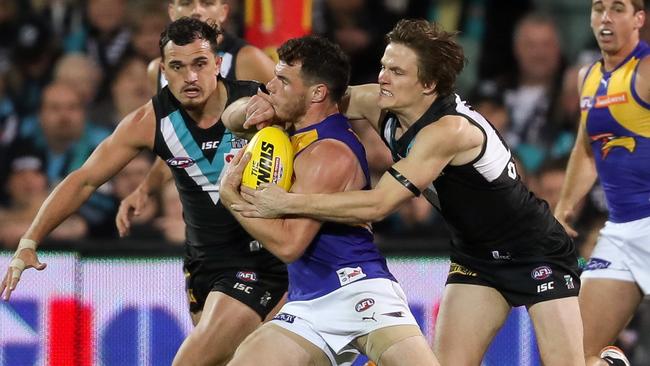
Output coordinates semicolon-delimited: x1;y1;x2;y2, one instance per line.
241;126;294;191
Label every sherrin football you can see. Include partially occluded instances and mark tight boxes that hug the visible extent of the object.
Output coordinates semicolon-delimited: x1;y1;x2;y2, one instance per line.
241;126;294;190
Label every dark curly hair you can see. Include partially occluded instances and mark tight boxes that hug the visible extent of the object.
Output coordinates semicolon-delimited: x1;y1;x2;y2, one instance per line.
277;35;350;103
159;17;221;60
386;19;465;96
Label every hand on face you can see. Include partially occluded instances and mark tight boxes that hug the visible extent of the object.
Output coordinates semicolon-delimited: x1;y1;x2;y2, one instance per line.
244;89;276;129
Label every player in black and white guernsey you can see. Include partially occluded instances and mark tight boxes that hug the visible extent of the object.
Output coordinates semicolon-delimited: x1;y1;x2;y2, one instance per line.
147;0;275;94
2;19;286;366
233;20;586;366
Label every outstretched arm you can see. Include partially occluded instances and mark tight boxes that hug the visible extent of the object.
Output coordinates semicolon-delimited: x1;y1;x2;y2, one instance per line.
554;66;597;237
233;116;481;223
1;103;156;300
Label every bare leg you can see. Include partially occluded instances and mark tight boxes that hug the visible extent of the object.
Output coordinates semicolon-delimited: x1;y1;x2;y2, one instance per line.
228;323;331;366
173;291;262;366
433;284;511;366
528;297;585;366
580;279;642;366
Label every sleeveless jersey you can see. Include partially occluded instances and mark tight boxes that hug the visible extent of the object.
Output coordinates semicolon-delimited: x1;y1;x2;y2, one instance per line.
152;78;281;268
158;32;248;90
380;95;567;255
580;41;650;223
287;113;395;301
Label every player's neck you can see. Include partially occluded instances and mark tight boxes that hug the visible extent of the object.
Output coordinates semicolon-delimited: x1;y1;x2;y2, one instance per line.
294;102;340;130
392;93;438;128
602;37;639;71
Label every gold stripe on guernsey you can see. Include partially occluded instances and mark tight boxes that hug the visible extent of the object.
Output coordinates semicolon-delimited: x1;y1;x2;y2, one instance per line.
582;57;650;137
290;129;319;155
290;128;373;233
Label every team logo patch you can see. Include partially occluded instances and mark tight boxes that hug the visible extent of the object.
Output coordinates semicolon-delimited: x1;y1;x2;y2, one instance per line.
337;267;366;286
274;313;296;323
584;257;611;271
580;96;594;110
166;156;195;169
449;262;477;277
355;298;375;312
236;271;258;282
531;266;553;280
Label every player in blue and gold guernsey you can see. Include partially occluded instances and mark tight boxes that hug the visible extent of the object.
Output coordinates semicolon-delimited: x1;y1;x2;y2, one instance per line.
220;36;438;366
556;1;648;365
1;18;287;366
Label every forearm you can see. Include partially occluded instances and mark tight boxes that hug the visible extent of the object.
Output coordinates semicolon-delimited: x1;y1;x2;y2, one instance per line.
556;144;598;213
223;188;306;262
139;158;173;195
24;172;98;243
283;190;388;224
221;98;255;138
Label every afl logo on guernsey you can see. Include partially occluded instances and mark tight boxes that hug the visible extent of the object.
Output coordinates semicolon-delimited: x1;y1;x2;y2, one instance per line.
355;298;375;312
166;157;195;169
531;266;553;280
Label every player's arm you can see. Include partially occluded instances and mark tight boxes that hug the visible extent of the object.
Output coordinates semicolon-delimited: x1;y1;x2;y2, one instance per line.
146;58;162;95
340;84;383;132
221;140;362;263
235;116;480;223
554;66;598;237
116;156;173;237
1;103;156;300
235;45;276;84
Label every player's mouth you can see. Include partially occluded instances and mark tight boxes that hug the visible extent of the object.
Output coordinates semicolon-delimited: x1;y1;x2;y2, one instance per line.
380;89;393;97
599;28;614;41
183;86;201;98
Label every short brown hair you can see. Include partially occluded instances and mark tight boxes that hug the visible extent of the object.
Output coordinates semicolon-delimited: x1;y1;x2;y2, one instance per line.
386;19;465;96
631;0;645;12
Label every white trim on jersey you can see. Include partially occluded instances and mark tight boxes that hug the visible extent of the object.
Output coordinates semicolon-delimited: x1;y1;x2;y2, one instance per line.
160;115;221;204
454;95;512;182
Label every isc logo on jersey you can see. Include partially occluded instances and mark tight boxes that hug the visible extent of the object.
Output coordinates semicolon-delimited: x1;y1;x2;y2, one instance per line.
241;126;294;190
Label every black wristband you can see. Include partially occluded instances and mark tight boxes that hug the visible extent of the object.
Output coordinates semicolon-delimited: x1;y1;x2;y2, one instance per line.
388;167;421;197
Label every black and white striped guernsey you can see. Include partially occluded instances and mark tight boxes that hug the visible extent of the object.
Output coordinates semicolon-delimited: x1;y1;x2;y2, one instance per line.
379;94;568;255
151;78;281;267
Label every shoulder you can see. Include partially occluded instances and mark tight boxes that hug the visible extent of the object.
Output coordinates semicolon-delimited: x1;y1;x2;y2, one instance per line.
296;139;358;175
415;115;482;154
235;45;275;83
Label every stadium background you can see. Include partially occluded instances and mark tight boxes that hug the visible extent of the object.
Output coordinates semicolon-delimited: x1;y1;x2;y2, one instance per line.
0;0;649;365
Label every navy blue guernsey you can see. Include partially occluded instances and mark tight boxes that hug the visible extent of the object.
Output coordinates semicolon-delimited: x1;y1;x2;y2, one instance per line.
379;94;569;256
152;78;281;267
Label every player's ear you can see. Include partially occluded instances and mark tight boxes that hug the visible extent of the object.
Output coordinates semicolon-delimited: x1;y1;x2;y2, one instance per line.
634;9;645;30
422;81;436;96
311;84;328;103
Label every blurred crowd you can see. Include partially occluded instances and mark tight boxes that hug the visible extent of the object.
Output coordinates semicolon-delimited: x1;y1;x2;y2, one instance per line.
1;0;650;361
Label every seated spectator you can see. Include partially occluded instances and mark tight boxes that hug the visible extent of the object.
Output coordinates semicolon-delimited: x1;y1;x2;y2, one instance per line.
0;150;86;248
19;81;116;237
128;1;168;62
110;56;151;123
